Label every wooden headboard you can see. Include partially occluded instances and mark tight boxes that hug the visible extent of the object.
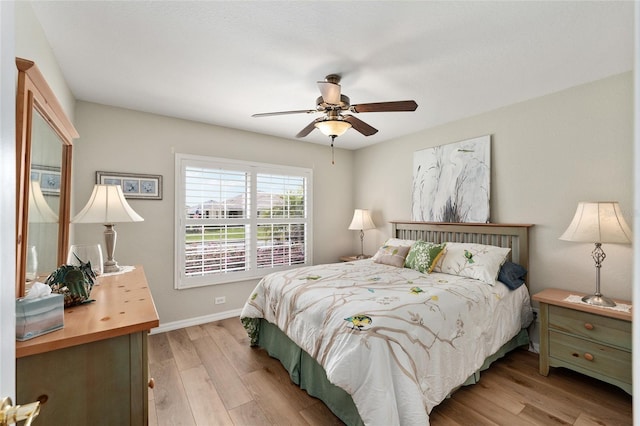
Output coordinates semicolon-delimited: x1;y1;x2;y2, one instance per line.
391;221;533;273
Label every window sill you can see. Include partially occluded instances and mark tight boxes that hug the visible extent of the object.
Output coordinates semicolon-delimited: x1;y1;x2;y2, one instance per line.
175;263;310;289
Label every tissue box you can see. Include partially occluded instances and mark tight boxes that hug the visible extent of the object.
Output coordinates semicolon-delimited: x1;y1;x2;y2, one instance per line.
16;294;64;341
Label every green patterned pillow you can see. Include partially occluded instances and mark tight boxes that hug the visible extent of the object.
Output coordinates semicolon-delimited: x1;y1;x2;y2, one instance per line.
404;241;446;273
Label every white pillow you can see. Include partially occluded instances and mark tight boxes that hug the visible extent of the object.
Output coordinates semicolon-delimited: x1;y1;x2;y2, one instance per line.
433;242;511;285
383;237;416;247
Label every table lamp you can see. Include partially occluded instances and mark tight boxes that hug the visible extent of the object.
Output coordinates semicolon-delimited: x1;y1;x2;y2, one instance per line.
348;209;376;259
72;184;144;273
29;180;58;223
559;201;631;307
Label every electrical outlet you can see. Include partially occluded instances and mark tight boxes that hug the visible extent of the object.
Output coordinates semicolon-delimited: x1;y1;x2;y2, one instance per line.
215;296;226;305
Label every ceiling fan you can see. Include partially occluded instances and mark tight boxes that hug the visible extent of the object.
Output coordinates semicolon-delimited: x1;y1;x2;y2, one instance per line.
252;74;418;140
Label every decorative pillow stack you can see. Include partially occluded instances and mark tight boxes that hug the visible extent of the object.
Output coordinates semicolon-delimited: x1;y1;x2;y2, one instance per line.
369;238;521;287
404;241;446;273
433;242;511;285
372;244;411;268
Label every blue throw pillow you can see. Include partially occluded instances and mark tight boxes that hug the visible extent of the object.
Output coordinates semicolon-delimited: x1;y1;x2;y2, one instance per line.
498;261;527;290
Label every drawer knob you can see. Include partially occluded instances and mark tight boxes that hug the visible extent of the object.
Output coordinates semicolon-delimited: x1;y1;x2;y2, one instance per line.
148;378;155;389
584;323;594;330
584;353;594;361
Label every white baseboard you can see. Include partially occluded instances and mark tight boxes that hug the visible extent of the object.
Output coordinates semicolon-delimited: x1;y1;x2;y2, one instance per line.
150;308;243;335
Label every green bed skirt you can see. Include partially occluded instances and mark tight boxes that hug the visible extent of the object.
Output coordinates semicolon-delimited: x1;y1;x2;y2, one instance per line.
253;318;530;426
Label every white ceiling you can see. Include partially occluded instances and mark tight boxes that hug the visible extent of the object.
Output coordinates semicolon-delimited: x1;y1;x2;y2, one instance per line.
30;1;634;150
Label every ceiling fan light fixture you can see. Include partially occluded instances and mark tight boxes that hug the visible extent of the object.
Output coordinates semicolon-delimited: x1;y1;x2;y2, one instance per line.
314;119;352;137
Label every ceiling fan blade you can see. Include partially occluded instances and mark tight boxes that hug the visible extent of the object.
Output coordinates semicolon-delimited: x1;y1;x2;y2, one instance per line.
343;115;378;136
296;119;319;138
317;81;341;105
252;109;316;118
350;100;418;113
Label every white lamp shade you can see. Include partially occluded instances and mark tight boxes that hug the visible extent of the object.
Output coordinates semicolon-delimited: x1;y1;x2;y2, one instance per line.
348;209;376;231
72;184;144;224
559;201;631;244
29;180;58;223
315;119;352;137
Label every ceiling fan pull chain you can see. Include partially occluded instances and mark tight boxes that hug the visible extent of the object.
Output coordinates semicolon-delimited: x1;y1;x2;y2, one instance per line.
331;135;336;165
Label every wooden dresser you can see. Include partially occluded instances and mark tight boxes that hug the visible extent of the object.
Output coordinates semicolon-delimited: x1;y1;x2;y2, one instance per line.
533;288;631;394
16;266;159;425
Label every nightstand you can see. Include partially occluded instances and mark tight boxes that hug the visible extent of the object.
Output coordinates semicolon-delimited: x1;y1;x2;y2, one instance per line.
533;288;632;394
339;255;371;262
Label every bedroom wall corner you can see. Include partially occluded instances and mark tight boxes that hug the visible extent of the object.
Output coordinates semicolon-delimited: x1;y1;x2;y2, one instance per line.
14;2;75;122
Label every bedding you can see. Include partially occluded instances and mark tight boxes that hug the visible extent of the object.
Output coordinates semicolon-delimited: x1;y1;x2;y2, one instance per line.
241;258;534;425
433;242;511;285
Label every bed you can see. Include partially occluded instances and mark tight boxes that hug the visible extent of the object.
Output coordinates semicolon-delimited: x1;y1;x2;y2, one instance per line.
241;221;534;425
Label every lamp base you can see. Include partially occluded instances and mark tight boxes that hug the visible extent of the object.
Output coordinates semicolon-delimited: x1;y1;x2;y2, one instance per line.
103;224;120;274
103;261;121;274
581;294;616;307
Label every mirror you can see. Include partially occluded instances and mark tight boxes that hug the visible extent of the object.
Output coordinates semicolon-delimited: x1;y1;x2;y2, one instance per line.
16;58;78;297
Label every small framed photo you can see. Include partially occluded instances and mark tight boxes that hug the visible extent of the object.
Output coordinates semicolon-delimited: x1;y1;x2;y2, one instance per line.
31;164;62;195
96;171;163;200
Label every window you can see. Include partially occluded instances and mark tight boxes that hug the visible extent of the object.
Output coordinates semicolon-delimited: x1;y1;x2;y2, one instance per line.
175;154;312;288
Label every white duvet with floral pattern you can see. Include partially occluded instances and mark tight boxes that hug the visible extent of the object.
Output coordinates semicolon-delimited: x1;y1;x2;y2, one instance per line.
241;259;533;426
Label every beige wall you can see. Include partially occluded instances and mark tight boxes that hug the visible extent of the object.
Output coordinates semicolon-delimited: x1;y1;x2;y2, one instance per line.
23;68;636;325
15;0;634;325
72;102;355;324
14;2;75;121
354;72;633;302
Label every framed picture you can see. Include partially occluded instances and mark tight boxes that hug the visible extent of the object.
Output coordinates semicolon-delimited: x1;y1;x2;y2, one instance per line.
96;171;163;200
412;135;491;223
31;164;62;195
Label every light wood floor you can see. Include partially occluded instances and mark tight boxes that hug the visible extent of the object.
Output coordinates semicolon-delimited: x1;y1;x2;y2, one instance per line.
148;317;632;425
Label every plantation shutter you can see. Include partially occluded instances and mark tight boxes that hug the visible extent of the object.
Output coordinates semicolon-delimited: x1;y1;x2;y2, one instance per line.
175;154;312;289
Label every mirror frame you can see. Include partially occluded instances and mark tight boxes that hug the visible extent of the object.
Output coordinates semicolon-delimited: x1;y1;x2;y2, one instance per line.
16;58;78;297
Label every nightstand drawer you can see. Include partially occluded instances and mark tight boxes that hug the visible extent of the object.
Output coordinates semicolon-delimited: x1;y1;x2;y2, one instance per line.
549;331;631;384
548;305;631;350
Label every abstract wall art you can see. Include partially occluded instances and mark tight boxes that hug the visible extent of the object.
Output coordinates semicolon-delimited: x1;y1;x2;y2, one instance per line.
412;135;491;223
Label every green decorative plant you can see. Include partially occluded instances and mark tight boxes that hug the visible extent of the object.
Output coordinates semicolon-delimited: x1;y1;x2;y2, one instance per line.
45;254;97;307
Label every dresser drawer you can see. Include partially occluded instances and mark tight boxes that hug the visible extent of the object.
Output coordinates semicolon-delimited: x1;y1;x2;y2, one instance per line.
549;331;631;384
548;305;631;350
